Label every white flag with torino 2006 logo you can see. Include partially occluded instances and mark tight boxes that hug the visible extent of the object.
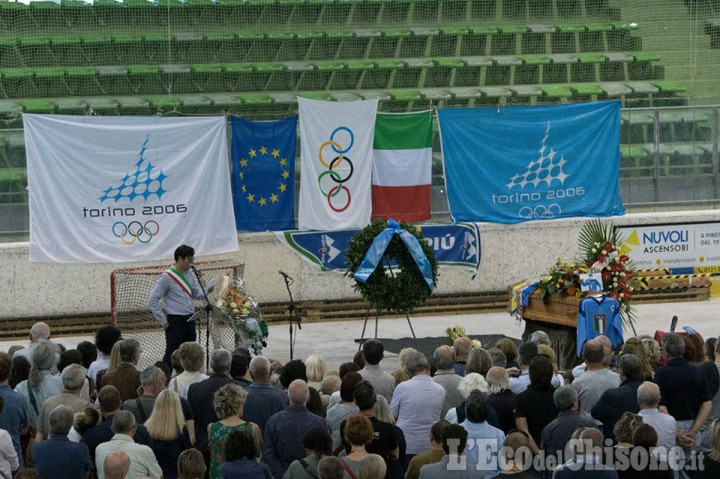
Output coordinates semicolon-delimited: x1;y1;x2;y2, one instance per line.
25;115;238;263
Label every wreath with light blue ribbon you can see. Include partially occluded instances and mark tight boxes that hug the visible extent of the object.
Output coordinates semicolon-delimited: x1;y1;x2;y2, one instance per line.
346;219;438;315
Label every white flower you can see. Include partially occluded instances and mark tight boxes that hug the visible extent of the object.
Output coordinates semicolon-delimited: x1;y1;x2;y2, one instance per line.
620;272;626;277
601;250;608;255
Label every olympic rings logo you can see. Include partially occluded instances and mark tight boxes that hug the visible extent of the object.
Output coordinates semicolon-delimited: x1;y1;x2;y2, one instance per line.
518;204;562;219
112;220;160;245
317;126;354;213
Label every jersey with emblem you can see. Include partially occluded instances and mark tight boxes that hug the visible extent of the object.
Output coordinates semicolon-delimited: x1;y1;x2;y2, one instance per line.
577;295;623;355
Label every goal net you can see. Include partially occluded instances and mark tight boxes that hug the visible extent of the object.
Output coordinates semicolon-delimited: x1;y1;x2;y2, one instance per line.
110;260;244;370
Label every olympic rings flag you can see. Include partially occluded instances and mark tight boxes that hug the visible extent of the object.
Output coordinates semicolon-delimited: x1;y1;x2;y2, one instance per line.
25;115;238;262
298;97;378;231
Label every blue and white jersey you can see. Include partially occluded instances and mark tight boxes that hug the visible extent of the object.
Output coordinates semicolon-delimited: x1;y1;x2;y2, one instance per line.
577;295;623;355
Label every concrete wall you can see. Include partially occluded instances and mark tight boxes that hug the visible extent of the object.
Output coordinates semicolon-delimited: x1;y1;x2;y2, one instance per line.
2;210;719;319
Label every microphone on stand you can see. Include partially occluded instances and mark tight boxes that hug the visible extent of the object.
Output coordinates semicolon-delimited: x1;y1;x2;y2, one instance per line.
278;270;293;281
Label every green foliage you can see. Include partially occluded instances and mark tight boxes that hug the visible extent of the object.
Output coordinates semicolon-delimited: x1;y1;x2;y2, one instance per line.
345;220;439;315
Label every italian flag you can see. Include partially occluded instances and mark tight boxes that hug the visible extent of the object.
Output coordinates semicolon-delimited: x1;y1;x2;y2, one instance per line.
371;111;433;222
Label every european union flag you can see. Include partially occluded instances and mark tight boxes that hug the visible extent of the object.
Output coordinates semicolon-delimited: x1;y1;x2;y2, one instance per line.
231;117;297;231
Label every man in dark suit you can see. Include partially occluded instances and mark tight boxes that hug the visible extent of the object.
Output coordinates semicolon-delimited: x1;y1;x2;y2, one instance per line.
553;428;618;479
591;354;643;442
187;349;236;454
101;339;141;402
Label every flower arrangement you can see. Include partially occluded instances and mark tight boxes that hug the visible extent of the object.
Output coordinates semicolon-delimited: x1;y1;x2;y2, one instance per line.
535;219;638;326
215;274;268;355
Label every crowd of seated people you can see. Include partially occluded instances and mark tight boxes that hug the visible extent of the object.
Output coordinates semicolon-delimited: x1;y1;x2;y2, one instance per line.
1;323;720;479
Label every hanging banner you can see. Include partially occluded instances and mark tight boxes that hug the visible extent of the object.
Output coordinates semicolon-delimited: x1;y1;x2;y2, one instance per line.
372;111;433;222
231;116;297;231
297;98;378;231
276;223;481;271
617;221;720;274
25;115;238;263
438;101;625;224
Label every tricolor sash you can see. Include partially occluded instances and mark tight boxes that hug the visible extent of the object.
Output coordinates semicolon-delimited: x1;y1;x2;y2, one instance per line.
165;267;192;297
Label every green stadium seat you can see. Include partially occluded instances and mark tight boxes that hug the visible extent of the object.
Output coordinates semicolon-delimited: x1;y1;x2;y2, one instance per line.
66;66;101;96
570;83;603;100
572;53;604;83
478;86;511;104
268;92;297;104
81;34;114;66
2;69;38;99
627;82;659;95
21;99;55;114
653;80;685;94
172;32;205;64
522;24;554;55
545;53;577;83
18;37;52;68
492;25;525;55
601;52;632;82
420;89;451;102
205;33;240;64
541;85;572;101
127;64;163;95
32;67;68;98
112;34;144;65
190;64;224;93
298;91;331;101
147;95;180;111
236;93;272;105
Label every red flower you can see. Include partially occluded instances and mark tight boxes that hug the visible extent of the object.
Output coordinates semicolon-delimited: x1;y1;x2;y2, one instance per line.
626;271;633;280
603;242;613;252
602;270;612;282
597;254;606;263
619;255;629;263
622;290;632;300
618;279;627;289
587;261;595;268
564;274;572;281
609;290;619;299
611;263;622;272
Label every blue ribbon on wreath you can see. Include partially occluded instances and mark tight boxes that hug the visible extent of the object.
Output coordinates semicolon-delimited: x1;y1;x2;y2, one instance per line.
353;219;435;292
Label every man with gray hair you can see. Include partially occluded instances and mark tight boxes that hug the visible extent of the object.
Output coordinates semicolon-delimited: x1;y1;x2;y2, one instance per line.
188;348;236;453
104;451;130;479
637;381;677;456
432;345;463;418
123;365;195;442
101;339;141;402
390;351;446;465
245;355;287;432
591;353;643;441
263;379;330;479
13;322;52;363
540;385;596;469
35;363;93;442
571;340;620;416
95;410;162;479
486;366;516;434
317;456;344;479
553;427;617;478
32;405;92;479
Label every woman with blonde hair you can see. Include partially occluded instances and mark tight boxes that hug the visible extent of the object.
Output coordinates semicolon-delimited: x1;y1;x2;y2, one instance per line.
145;390;191;479
391;348;415;385
464;348;492;377
168;342;208;399
444;373;489;424
177;448;206;479
696;418;720;478
358;453;386;479
15;340;63;427
621;338;654;380
372;396;406;472
613;412;643;448
305;354;327;391
68;407;99;442
208;383;261;479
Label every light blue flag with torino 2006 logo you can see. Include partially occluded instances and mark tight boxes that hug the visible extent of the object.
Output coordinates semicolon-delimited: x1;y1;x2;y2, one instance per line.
438;101;625;224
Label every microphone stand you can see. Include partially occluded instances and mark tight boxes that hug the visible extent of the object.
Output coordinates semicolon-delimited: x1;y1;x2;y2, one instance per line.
193;266;214;371
281;273;301;361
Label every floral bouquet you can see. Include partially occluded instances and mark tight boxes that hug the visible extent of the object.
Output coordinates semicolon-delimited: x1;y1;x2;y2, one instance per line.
214;273;268;355
535;219;638;327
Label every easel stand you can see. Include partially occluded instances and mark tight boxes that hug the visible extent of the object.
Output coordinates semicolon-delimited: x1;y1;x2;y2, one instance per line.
356;307;419;351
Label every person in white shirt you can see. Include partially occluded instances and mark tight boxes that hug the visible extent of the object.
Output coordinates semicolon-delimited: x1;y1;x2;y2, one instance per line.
168;342;208;400
637;381;677;461
95;411;162;479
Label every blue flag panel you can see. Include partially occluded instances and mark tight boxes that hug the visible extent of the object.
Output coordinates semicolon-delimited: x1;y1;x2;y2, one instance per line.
281;223;480;271
438;101;625;224
231;117;297;231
